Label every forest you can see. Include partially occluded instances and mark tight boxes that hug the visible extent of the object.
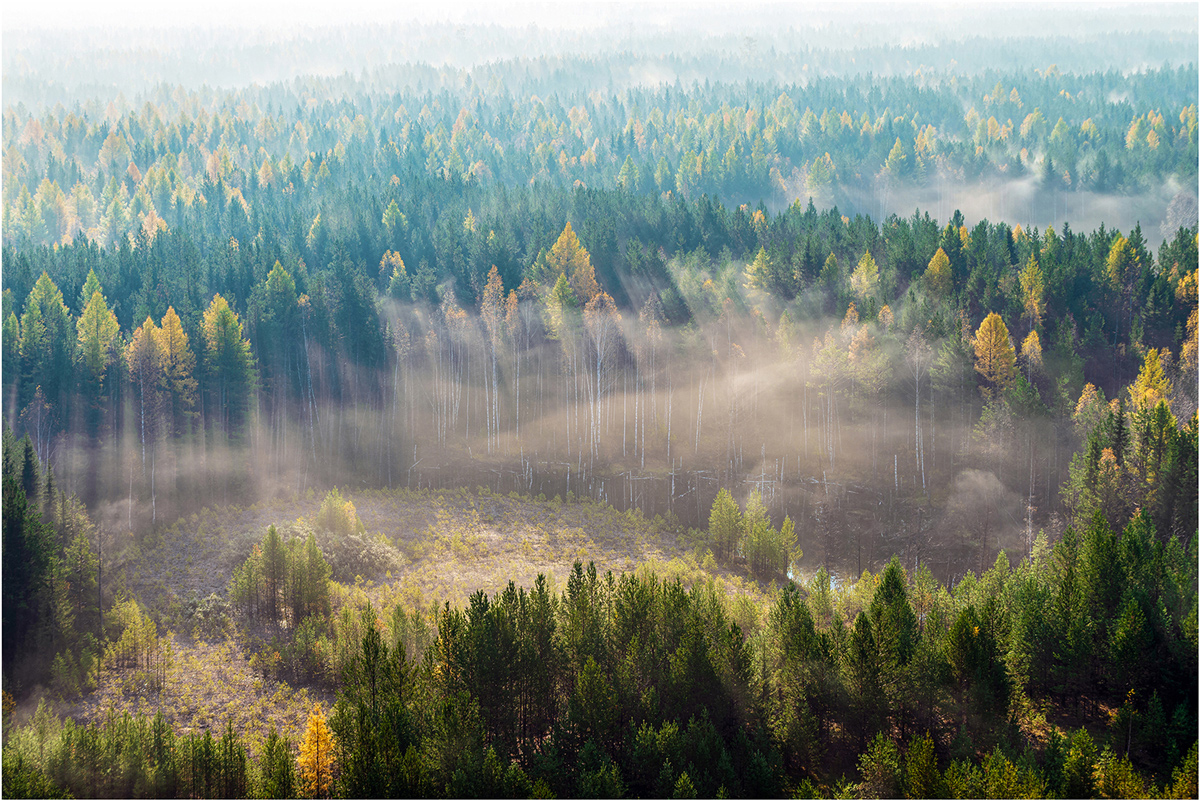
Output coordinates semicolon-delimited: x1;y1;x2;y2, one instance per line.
2;5;1197;799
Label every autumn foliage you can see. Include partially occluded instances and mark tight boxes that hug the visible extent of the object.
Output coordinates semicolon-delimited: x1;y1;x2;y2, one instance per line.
299;702;336;798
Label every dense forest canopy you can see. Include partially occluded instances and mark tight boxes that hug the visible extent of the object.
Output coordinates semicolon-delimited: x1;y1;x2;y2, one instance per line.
1;5;1197;799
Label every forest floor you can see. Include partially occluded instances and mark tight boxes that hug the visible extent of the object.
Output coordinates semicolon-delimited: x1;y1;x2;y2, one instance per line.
53;486;772;745
63;636;333;756
121;484;770;615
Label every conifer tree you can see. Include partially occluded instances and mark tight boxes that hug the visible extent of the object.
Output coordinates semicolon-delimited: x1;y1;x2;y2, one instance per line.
923;248;953;300
76;289;119;391
1129;348;1172;411
20;272;74;416
1018;252;1045;332
850;250;880;303
156;307;197;436
548;222;599;304
128;316;164;465
708;488;742;563
260;728;296;799
298;702;336;799
973;312;1018;393
202;294;256;435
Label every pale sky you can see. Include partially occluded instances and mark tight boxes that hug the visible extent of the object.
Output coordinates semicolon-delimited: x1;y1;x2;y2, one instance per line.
4;0;1168;33
3;0;736;32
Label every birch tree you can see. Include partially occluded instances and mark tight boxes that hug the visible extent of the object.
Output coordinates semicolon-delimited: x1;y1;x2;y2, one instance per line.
585;292;622;462
480;266;505;454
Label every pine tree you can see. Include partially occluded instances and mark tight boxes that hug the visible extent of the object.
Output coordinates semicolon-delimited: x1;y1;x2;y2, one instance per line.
332;614;415;797
262;525;286;623
2;473;58;677
741;489;774;578
259;728;296;799
708;489;742;564
20;272;74;415
904;731;941;798
202;294;257;435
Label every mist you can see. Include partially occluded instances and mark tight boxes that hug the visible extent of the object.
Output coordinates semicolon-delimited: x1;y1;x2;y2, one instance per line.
3;0;1195;588
838;174;1192;251
33;269;1084;589
4;4;1196;107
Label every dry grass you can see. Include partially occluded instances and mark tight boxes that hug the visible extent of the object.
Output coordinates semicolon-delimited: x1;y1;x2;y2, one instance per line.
359;487;684;608
123;484;757;614
77;486;776;743
122;488;666;612
61;634;332;756
124;501;310;612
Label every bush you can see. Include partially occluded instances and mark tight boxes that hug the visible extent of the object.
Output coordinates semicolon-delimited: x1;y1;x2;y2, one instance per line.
315;489;365;539
319;532;404;583
191;593;232;640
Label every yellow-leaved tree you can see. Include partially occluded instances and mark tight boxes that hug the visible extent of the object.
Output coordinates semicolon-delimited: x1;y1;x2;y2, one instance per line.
298;702;336;798
923;247;953;300
973;312;1017;394
1020;330;1043;379
77;289;120;389
156;306;197;436
127;315;164;468
202;293;256;434
743;247;773;292
1017;252;1045;332
849;250;879;303
1129;348;1172;411
315;488;364;538
548;222;599;304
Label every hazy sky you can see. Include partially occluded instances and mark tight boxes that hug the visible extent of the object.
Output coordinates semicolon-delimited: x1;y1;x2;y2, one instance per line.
5;0;1167;32
3;0;739;31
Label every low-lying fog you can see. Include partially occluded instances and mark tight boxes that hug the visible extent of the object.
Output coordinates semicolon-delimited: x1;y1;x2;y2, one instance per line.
840;176;1192;251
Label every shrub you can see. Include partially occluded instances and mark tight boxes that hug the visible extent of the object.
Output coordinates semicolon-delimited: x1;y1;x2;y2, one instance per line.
315;489;365;540
319;532;403;583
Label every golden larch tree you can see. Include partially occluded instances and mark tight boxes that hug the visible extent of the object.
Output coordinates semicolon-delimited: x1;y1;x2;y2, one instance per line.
77;289;120;387
298;701;336;798
127;316;165;460
1020;330;1043;378
923;247;953;300
156;306;197;435
743;247;773;292
548;221;599;304
973;312;1017;393
849;250;879;302
878;304;894;332
1129;348;1172;411
1181;307;1197;376
840;301;860;341
1017;253;1045;331
1073;383;1109;438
